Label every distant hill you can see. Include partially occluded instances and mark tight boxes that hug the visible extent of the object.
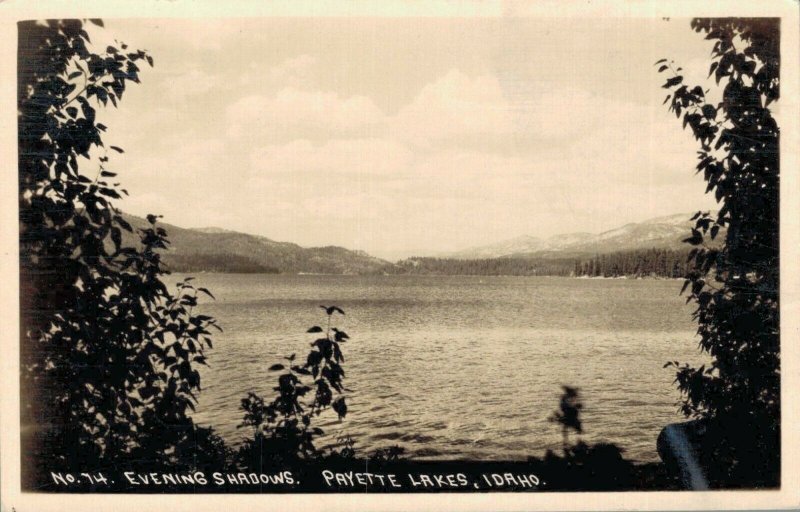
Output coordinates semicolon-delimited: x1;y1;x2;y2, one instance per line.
120;214;392;275
446;213;722;260
116;212;722;275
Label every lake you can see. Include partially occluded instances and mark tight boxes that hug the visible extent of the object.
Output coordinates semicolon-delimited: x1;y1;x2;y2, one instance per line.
177;273;706;463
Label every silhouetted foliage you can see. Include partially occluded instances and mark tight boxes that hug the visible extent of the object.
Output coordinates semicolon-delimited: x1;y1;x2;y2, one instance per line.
549;386;583;452
236;306;350;470
534;441;636;490
18;19;222;486
658;18;780;487
369;445;407;463
523;387;638;490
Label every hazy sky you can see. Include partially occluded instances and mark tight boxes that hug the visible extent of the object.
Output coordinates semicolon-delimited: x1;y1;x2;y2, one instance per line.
94;17;719;259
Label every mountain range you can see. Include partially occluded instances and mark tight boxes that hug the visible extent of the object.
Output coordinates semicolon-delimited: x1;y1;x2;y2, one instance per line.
445;213;716;260
121;214;390;275
119;212;712;274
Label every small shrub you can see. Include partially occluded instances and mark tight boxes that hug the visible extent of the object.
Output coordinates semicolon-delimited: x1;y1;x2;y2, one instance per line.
236;306;350;470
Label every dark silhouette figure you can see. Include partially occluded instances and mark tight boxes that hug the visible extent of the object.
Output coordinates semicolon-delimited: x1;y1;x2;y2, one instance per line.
549;386;583;452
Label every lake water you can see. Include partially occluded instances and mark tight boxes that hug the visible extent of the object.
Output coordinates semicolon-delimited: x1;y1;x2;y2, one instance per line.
176;273;706;463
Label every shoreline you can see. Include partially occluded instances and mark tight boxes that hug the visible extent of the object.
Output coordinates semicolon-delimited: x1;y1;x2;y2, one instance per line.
172;271;685;280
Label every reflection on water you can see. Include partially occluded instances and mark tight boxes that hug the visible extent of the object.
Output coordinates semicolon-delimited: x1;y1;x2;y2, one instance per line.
174;274;705;462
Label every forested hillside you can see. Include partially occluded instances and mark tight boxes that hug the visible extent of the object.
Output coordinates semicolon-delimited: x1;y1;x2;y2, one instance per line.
120;213;391;274
572;248;691;278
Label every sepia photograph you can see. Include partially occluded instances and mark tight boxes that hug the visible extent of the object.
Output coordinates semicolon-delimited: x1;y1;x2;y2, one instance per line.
2;1;799;510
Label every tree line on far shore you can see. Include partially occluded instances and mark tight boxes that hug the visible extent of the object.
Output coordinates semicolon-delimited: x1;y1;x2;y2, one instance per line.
392;248;692;278
165;248;695;278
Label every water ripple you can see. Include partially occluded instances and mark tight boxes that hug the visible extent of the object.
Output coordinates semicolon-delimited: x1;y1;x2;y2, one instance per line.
177;274;707;463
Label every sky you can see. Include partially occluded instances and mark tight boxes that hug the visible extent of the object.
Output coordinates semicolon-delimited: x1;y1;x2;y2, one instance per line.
93;17;720;259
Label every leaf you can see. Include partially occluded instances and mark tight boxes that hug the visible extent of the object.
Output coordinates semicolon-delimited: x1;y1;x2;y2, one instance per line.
332;397;347;419
682;228;703;246
114;215;132;232
662;76;683;88
292;366;311;375
89;19;104;27
109;146;124;153
268;364;285;372
306;351;323;368
307;326;323;333
68;71;83;80
197;287;215;300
